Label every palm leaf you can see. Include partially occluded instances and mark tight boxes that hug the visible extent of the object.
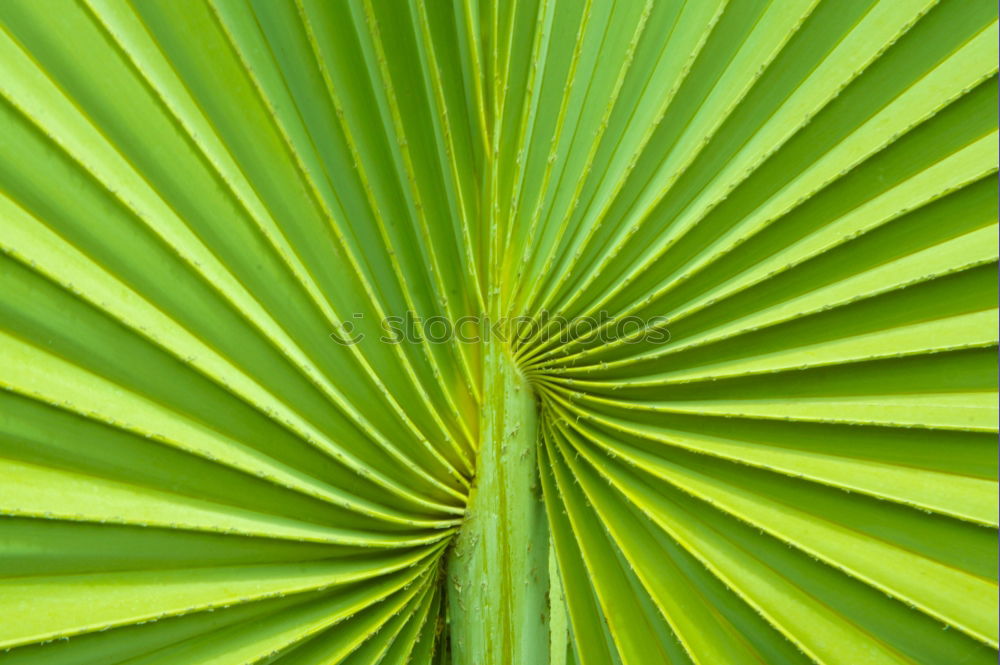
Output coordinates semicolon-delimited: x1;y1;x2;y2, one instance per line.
0;0;996;663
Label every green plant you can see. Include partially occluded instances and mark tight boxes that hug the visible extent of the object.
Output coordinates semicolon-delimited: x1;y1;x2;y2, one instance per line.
0;0;996;663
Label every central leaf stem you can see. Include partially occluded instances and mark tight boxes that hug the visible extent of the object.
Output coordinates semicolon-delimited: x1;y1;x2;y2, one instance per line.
446;340;550;664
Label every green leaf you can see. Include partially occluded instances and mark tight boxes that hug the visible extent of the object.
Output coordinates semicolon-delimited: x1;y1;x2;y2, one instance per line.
1;0;996;663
